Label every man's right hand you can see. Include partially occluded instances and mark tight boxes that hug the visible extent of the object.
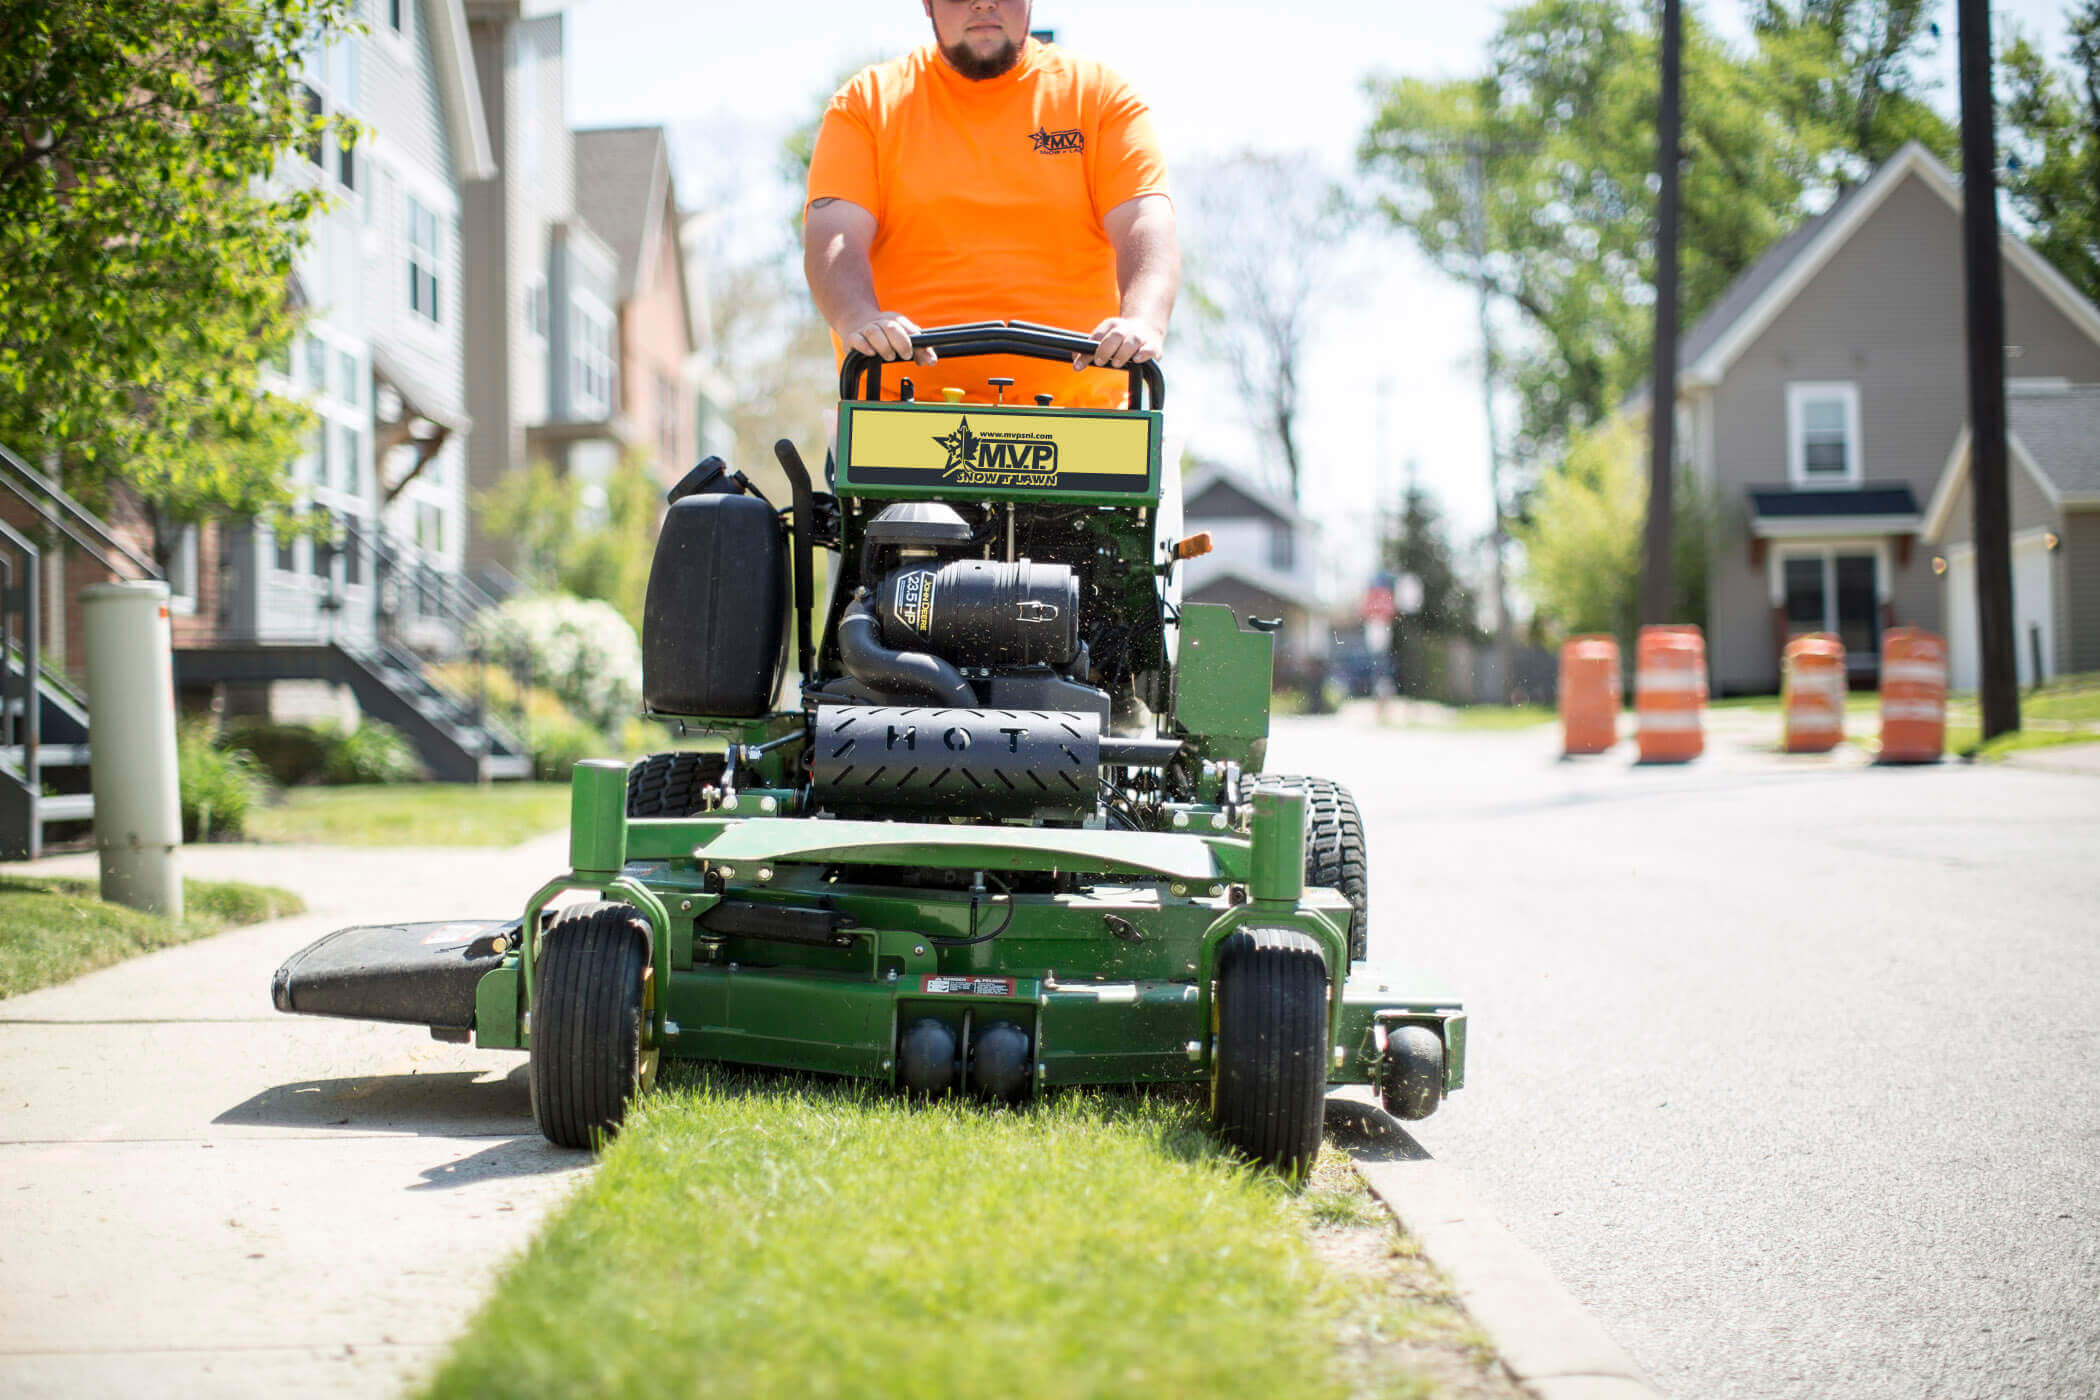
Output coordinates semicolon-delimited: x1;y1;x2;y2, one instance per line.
843;310;938;366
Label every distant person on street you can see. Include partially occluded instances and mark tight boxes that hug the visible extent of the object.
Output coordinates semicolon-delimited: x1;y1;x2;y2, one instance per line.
802;0;1179;407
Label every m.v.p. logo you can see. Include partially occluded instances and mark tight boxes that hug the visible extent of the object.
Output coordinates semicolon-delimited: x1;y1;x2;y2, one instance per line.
1028;125;1084;156
933;417;1059;488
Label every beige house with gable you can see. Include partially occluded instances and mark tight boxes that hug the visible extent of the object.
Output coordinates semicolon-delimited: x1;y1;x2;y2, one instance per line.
1657;142;2100;693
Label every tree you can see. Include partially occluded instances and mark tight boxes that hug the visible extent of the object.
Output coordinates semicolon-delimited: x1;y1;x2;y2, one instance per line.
1752;1;1958;170
1381;479;1478;699
1515;413;1709;650
2001;3;2100;306
0;0;354;537
476;451;661;632
1181;153;1349;502
1359;0;1953;465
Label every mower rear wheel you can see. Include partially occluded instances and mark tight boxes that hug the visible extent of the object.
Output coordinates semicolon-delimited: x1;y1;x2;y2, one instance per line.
529;901;658;1150
627;751;726;818
1264;775;1368;962
1211;927;1330;1175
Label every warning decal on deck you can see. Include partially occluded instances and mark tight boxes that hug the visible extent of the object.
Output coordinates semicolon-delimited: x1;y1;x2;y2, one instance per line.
920;975;1016;997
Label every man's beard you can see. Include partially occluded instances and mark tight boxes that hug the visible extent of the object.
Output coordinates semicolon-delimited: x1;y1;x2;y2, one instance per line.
939;31;1022;80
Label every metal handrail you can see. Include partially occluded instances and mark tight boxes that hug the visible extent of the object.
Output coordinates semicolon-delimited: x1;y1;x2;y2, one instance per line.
0;442;162;582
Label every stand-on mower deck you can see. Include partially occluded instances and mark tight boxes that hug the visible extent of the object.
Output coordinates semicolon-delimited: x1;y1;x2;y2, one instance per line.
272;323;1464;1172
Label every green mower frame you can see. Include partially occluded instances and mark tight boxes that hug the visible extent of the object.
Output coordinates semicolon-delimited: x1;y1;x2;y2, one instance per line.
273;323;1464;1173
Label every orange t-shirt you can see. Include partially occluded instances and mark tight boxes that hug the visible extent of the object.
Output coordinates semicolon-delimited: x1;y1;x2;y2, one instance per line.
806;40;1169;408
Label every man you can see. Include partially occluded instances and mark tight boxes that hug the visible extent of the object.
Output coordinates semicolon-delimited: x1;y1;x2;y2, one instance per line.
803;0;1179;407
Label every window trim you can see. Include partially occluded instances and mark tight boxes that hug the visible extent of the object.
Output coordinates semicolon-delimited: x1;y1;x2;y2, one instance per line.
570;293;616;418
1785;381;1863;489
406;195;441;325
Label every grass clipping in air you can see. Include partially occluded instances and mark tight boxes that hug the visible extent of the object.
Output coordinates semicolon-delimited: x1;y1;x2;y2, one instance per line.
427;1069;1440;1400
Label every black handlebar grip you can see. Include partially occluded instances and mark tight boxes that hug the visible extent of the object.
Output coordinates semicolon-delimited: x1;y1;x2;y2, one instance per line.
837;323;1164;409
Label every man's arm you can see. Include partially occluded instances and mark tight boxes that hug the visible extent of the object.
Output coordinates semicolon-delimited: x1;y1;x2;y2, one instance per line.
1083;193;1180;369
802;197;936;365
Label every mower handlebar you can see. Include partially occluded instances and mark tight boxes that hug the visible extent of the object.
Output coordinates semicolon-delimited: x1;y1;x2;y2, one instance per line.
838;321;1165;410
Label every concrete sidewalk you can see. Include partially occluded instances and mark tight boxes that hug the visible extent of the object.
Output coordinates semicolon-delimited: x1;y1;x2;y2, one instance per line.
0;835;588;1398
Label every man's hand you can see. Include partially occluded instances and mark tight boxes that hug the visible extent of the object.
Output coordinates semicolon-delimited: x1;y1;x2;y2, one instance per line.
1079;315;1165;369
845;310;938;366
804;198;935;365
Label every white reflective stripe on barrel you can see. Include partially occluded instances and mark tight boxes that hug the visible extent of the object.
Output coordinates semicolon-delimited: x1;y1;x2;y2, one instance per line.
1882;700;1944;722
1639;711;1705;732
1636;671;1706;693
1883;662;1946;686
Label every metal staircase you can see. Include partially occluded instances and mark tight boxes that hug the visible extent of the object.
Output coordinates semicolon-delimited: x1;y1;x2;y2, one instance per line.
174;638;531;783
0;443;165;859
174;513;535;784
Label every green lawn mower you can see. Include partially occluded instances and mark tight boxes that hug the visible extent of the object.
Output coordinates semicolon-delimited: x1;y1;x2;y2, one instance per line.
272;323;1464;1172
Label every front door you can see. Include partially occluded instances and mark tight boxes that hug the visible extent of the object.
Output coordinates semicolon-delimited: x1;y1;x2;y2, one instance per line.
1782;549;1881;679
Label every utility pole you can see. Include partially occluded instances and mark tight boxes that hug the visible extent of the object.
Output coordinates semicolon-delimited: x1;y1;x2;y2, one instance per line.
1462;148;1515;703
1957;0;2021;739
1640;0;1683;628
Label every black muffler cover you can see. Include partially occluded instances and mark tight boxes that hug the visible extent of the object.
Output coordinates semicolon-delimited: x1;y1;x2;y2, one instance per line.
270;919;518;1030
811;704;1101;818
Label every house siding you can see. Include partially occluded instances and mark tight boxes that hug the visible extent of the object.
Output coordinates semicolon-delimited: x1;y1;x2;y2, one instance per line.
622;194;696;489
1935;455;2060;549
464;10;574;569
1701;173;2100;691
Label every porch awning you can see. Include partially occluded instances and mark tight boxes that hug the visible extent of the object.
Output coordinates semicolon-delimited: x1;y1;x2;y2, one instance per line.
1747;483;1921;537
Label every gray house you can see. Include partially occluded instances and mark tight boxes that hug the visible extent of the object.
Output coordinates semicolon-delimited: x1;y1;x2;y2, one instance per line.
1179;462;1328;685
175;0;531;780
464;2;626;576
1924;384;2100;688
1661;142;2100;693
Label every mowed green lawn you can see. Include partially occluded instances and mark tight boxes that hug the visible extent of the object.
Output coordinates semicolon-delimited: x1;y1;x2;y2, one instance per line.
245;782;572;846
425;1069;1462;1400
0;876;304;998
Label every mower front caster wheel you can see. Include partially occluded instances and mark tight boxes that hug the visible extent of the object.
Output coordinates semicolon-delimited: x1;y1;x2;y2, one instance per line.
530;901;658;1149
1211;928;1329;1175
1379;1024;1445;1122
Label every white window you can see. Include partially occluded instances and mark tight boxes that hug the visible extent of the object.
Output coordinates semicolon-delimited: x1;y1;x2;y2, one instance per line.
525;279;549;340
407;197;440;323
387;0;411;36
1786;382;1862;487
572;300;615;415
168;525;200;614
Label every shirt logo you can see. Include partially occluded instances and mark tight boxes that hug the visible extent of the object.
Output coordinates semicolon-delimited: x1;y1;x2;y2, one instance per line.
934;417;1059;487
1028;125;1085;156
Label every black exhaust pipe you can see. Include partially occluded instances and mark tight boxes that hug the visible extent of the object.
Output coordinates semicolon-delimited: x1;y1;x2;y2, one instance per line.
836;596;976;706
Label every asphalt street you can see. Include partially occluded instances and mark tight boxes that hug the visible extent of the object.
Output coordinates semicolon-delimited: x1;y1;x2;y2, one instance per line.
1269;712;2100;1400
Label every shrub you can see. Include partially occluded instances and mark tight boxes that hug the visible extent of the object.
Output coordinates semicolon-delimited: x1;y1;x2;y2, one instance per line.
222;720;333;787
473;593;644;734
321;722;423;785
178;722;265;842
530;713;606;782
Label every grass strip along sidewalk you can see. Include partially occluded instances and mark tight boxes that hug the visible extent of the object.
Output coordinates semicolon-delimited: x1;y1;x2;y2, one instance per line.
0;876;305;998
427;1069;1497;1400
244;782;572;847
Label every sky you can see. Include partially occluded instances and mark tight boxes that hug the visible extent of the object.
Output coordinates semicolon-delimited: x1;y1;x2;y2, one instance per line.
564;0;2082;604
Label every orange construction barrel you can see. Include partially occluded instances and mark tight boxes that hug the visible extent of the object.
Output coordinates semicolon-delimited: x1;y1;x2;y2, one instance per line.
1559;635;1622;755
1879;628;1948;763
1635;625;1707;763
1781;634;1847;753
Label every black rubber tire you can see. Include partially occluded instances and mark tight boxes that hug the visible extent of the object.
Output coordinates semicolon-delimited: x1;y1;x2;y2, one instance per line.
1379;1024;1445;1123
529;901;658;1150
1211;927;1330;1175
1264;775;1369;962
626;751;727;818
